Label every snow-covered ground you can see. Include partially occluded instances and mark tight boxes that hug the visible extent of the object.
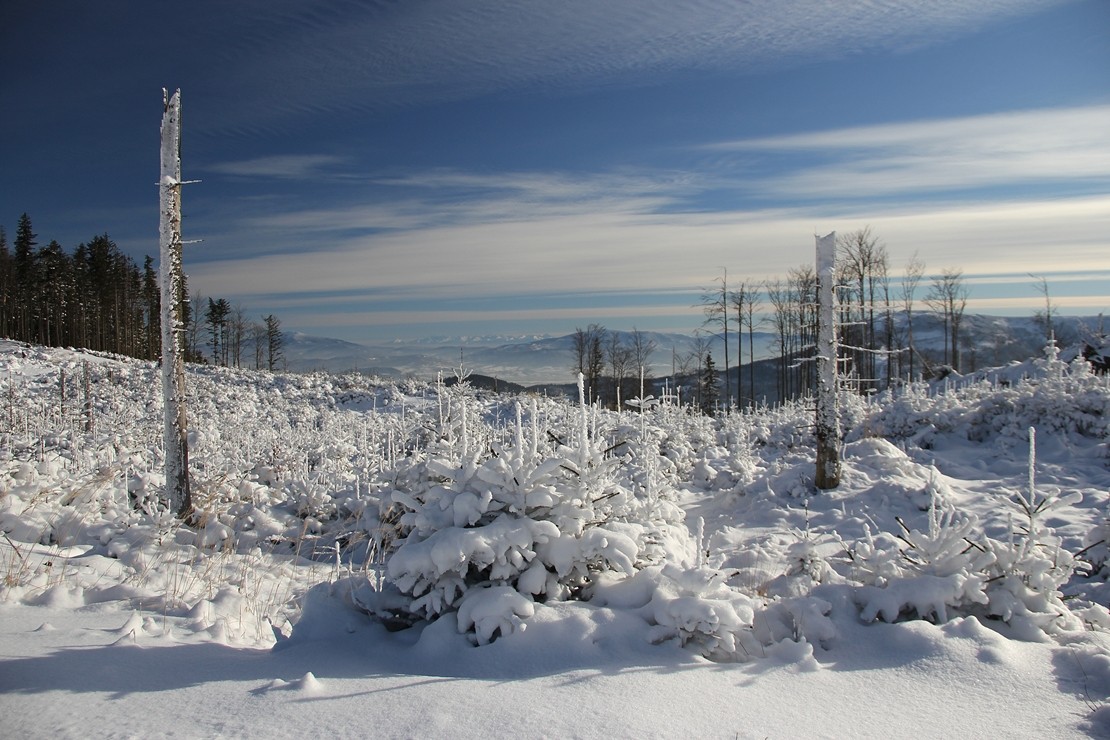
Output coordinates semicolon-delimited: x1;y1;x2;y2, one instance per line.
2;339;1110;738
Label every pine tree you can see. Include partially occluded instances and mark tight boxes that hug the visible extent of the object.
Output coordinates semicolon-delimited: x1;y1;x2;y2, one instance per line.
14;213;37;341
142;256;159;360
264;314;283;371
699;352;719;416
206;297;231;365
36;240;71;346
0;226;10;338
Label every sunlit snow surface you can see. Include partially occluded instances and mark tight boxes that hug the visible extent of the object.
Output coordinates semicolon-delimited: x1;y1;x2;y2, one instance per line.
2;339;1110;738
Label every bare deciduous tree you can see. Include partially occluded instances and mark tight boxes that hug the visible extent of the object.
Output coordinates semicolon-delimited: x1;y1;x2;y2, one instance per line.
1030;274;1058;342
900;252;925;381
629;327;657;397
572;324;606;404
925;268;969;373
700;269;731;408
250;320;266;370
605;331;634;408
764;277;789;404
730;279;761;408
837;227;889;392
228;302;247;368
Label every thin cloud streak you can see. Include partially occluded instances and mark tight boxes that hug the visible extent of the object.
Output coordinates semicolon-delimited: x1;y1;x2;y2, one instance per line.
203;155;347;179
705;104;1110;199
968;295;1110;311
188;193;1110;306
288;304;701;331
185;98;1109;338
203;0;1063;130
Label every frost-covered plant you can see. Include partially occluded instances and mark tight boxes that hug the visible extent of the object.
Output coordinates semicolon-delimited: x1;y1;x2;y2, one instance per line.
1081;516;1110;578
644;563;763;660
850;338;1110;448
381;376;689;642
977;426;1084;636
762;513;845;600
849;429;1084;635
289;472;338;522
850;496;995;624
977;525;1081;637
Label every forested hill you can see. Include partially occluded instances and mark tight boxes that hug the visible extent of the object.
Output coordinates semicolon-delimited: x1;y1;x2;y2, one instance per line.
0;213;285;370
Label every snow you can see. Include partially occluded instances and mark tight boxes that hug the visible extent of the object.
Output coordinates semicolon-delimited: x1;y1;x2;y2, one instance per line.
2;338;1110;738
0;597;1096;738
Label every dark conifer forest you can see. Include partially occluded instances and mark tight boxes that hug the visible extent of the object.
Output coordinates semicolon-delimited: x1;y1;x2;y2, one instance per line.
0;213;281;368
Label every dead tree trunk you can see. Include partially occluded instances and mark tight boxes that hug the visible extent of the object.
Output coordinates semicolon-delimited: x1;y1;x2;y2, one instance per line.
815;231;841;490
159;89;192;518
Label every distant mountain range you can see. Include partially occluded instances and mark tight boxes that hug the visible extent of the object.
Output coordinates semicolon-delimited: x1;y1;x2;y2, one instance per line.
282;329;776;386
282;315;1106;388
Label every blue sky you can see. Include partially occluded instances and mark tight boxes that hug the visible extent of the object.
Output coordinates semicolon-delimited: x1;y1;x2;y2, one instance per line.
2;0;1107;343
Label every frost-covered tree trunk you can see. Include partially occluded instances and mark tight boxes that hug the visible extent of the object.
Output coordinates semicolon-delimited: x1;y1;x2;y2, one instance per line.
159;89;192;517
815;232;841;490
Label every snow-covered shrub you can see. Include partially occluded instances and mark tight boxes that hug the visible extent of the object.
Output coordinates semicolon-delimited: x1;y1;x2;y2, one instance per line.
847;438;1085;637
977;529;1082;638
850;340;1110;450
381;380;690;642
1082;517;1110;579
288;472;338;521
851;511;993;623
979;433;1084;637
455;584;535;645
588;561;835;662
753;594;837;651
643;563;763;660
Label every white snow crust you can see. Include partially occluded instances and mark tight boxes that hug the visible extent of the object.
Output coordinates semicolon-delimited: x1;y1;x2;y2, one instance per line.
2;338;1110;738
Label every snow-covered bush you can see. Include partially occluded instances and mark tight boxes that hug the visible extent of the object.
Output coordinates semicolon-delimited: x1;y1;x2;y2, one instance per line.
848;340;1110;451
847;434;1085;637
850;505;994;623
380;378;691;642
641;563;763;660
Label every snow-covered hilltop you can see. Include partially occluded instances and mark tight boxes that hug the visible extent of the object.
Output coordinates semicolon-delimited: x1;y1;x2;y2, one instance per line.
1;338;1110;738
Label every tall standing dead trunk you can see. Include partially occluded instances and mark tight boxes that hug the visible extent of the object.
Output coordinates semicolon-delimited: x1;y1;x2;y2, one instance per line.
159;89;192;518
815;231;841;490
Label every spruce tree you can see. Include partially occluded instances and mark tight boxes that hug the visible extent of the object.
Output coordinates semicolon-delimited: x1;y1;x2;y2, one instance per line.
142;256;159;359
206;297;231;365
0;226;10;338
699;352;719;416
14;213;37;340
264;314;283;371
36;240;71;346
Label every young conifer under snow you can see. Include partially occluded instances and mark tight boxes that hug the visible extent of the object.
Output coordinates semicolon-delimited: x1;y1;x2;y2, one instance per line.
379;374;692;642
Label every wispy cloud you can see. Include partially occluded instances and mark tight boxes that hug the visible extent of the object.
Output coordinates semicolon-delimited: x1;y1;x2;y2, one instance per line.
203;154;347;179
217;169;686;238
199;0;1064;129
185;99;1110;338
704;104;1110;199
969;294;1110;312
188;183;1110;308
